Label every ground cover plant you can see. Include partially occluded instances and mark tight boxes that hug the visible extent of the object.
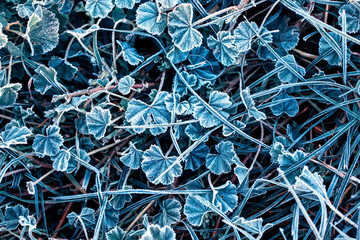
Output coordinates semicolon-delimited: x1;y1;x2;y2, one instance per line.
0;0;360;239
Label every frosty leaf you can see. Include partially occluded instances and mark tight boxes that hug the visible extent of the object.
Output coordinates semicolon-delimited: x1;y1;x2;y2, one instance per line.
222;120;246;137
212;181;238;213
294;166;327;199
4;204;29;230
270;93;299;117
0;125;31;146
206;141;236;175
67;207;95;228
319;32;351;66
115;0;140;9
86;106;112;140
27;10;59;55
49;56;77;81
85;0;114;18
55;95;89;113
184;122;209;142
154;199;181;226
235;161;248;186
66;25;99;39
104;204;119;230
136;2;166;35
164;93;190;115
0;83;22;108
142;145;182;185
118;75;135;95
125;91;171;136
207;31;237;66
185;142;209;171
187;47;220;82
233;216;273;235
33;65;65;95
33;125;64;157
240;87;266;121
339;4;360;34
193;91;232;128
0;23;7;49
173;71;197;97
117;41;144;66
168;3;203;52
167;46;188;64
110;191;132;210
234;21;258;52
120;142;143;169
157;0;180;8
106;226;126;240
275;55;305;83
184;195;211;226
270;141;285;163
271;16;299;51
140;224;176;240
51;149;70;172
278;150;306;171
67;149;90;173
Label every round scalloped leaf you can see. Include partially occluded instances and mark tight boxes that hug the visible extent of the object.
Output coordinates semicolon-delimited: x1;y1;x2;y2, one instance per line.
173;71;197;96
294;166;327;199
136;2;166;35
240;87;266;121
318;32;351;66
51;149;70;172
49;56;77;81
86;106;112;140
154;199;182;226
187;47;220;82
339;4;360;34
234;21;258;52
85;0;114;18
168;3;203;52
275;55;305;83
115;0;140;9
33;125;64;157
0;83;22;108
212;181;238;213
118;75;135;95
184;122;209;142
164;93;190;115
106;226;126;240
120;142;143;169
0;24;8;49
67;207;95;229
4;204;29;230
104;204;119;230
185;142;209;171
157;0;180;8
140;224;176;240
0;125;31;146
184;195;211;226
167;46;188;64
142;145;182;185
67;148;90;173
117;41;144;66
270;93;299;117
207;31;237;67
206;141;236;175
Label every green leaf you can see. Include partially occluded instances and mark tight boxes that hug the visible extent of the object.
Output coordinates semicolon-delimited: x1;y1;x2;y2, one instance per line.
142;145;182;185
33;125;64;157
67;207;96;229
51;149;70;172
207;31;237;66
4;204;29;230
185;122;209;142
154;199;182;226
240;87;266;121
120;142;143;170
85;0;114;18
140;224;176;240
167;46;189;64
270;93;299;117
275;55;305;83
0;23;8;49
168;3;203;52
136;2;166;35
206;141;236;175
117;41;145;66
0;83;22;108
173;71;197;97
118;75;135;95
86;106;112;140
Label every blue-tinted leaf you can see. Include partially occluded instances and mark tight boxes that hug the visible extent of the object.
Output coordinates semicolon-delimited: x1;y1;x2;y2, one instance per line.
168;3;203;52
104;204;119;230
185;142;209;171
115;0;140;9
0;83;22;107
271;16;299;51
142;145;182;185
86;106;112;140
207;31;237;66
157;0;180;8
212;181;238;213
55;95;89;113
110;191;132;210
235;161;248;186
234;21;258;52
49;56;77;81
278;150;306;171
339;4;360;34
106;226;125;240
319;32;351;66
0;23;8;49
85;0;114;18
125;91;171;136
173;71;197;97
193;91;232;128
270;141;285;163
233;216;274;235
154;199;181;226
33;125;64;157
270;93;299;117
167;46;188;64
118;76;135;95
117;41;145;66
33;65;65;95
120;142;143;169
240;87;266;121
275;55;305;83
187;47;220;82
0;124;31;146
164;93;190;115
51;149;70;172
4;204;29;230
66;25;99;39
67;207;96;229
184;195;211;226
67;149;90;173
206;141;236;175
140;224;176;240
184;122;209;142
294;166;327;199
136;2;166;35
222;120;246;137
16;2;34;18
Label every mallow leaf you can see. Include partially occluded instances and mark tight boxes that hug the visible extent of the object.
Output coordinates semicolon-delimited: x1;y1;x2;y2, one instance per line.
275;55;305;83
85;0;114;18
4;204;29;230
207;31;237;66
339;3;360;34
167;46;188;64
278;149;306;183
212;181;238;213
55;95;89;113
0;23;8;49
233;216;274;235
104;204;119;230
33;125;64;157
117;41;144;66
193;91;232;128
86;106;112;140
33;65;65;95
142;145;182;185
222;120;246;137
157;0;180;8
118;76;135;95
49;56;77;81
184;195;211;226
185;122;209;142
115;0;140;9
270;93;299;117
173;71;197;97
185;142;209;171
187;47;220;82
67;207;96;229
168;3;203;52
140;224;176;240
106;226;126;240
294;166;327;199
154;199;181;226
240;87;266;121
136;2;166;35
0;124;31;146
125;91;171;136
0;83;22;108
206;141;236;175
120;142;143;169
319;32;351;66
164;93;190;115
51;149;70;172
234;21;258;52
